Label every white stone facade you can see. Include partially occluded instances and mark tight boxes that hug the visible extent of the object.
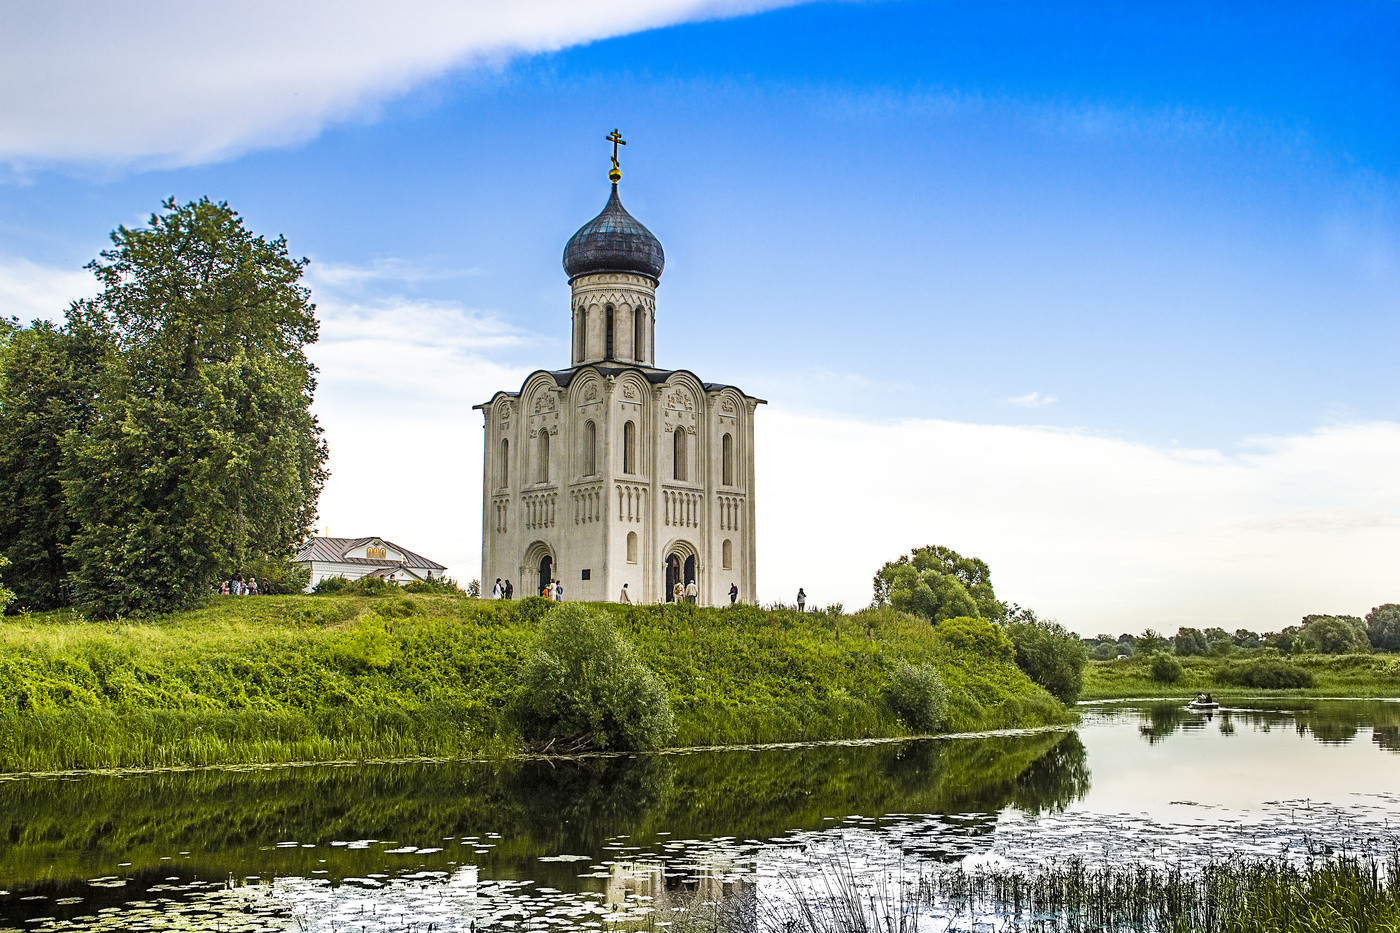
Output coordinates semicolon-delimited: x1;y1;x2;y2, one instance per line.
477;267;762;605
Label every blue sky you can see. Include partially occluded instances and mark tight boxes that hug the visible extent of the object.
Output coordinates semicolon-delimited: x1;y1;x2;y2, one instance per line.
2;1;1396;632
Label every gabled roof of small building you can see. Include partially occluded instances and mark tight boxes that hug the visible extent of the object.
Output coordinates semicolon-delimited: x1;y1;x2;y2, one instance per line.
293;536;446;570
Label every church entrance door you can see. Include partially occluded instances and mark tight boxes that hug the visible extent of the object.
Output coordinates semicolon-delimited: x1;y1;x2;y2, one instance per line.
665;554;680;602
538;555;553;597
664;553;697;602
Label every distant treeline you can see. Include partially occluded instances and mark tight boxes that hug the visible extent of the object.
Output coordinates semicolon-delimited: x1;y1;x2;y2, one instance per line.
1081;605;1400;660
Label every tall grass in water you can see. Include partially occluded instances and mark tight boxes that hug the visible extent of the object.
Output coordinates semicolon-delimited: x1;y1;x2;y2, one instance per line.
732;854;1400;933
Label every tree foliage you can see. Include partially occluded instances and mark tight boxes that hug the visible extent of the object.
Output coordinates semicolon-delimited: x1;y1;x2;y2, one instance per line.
872;544;1003;623
1297;614;1369;654
53;198;328;616
0;319;106;610
511;604;675;752
1005;609;1089;703
1366;604;1400;652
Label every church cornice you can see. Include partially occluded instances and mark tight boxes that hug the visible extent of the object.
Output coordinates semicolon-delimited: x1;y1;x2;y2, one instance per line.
474;364;767;410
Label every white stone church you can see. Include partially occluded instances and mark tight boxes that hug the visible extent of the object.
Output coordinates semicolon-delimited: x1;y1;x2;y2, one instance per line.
476;142;762;604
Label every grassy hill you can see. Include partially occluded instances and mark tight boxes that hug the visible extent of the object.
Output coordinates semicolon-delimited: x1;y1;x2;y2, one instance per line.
0;595;1070;773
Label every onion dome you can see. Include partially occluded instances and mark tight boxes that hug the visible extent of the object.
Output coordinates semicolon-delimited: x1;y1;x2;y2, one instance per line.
562;184;665;281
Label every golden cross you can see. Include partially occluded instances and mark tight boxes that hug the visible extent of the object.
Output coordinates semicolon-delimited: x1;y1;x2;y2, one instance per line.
606;129;626;171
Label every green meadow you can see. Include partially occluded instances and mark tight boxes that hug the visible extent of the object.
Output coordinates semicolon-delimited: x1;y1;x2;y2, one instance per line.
0;594;1070;773
1082;652;1400;700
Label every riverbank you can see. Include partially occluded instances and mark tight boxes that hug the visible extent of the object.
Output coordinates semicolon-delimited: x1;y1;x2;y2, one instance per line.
0;595;1069;772
1082;652;1400;700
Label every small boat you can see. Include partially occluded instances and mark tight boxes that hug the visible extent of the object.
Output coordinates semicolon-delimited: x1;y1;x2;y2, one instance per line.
1188;696;1220;710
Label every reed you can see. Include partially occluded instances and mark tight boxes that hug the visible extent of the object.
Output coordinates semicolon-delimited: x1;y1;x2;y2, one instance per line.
736;854;1400;933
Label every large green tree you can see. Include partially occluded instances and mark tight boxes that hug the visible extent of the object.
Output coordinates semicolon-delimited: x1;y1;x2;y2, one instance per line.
1366;604;1400;652
0;318;107;610
872;544;1003;623
63;198;328;616
1297;614;1369;654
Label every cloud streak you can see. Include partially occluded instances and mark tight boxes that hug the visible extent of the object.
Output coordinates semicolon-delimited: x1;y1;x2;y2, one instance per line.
1;0;803;168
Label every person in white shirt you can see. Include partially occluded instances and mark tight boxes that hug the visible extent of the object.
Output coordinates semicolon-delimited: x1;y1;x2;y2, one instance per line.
492;578;503;599
685;579;698;605
620;583;632;604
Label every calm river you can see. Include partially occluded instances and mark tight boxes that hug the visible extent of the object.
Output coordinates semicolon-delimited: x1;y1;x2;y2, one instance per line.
1;699;1398;931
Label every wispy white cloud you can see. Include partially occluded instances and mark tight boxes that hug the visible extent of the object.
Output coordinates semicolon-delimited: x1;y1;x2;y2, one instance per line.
307;258;483;291
0;257;95;323
0;0;805;168
756;414;1400;635
1006;390;1058;407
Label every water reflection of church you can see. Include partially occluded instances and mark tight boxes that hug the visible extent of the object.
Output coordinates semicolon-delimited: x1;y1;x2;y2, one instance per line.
477;133;763;605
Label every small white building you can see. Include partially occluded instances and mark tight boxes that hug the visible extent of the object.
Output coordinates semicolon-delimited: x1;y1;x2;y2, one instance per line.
293;536;447;590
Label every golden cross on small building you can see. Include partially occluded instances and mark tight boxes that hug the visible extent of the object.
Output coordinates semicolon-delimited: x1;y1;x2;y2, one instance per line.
606;129;626;181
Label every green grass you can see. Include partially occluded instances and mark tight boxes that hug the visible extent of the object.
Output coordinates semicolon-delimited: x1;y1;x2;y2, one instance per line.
1082;652;1400;701
0;596;1070;772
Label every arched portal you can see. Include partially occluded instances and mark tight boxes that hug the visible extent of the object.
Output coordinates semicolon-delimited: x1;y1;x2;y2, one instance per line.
663;541;699;602
538;555;553;597
523;540;555;600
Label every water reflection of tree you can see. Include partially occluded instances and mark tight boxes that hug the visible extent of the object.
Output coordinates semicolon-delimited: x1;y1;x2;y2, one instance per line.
1132;700;1400;753
0;730;1093;890
1011;733;1090;816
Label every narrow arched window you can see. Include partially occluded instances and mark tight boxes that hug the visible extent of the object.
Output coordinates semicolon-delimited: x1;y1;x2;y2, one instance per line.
583;420;597;475
673;427;687;481
623;420;636;474
627;531;638;563
633;307;645;361
573;307;584;362
721;432;733;486
538;430;550;484
605;305;615;360
722;539;733;570
500;438;509;487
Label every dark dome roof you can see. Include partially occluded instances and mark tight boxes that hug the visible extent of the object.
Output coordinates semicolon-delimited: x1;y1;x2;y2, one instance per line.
563;184;665;281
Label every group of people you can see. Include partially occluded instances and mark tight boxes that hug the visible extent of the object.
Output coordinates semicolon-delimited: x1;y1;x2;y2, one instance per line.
488;576;755;606
217;578;262;596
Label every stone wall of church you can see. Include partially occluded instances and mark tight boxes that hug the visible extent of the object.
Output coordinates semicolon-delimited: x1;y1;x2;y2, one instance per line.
478;365;759;606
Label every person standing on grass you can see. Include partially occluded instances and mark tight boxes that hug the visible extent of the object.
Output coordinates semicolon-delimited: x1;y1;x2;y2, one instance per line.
504;579;513;599
620;583;632;604
492;578;503;599
797;588;806;611
729;582;738;605
554;579;564;601
685;578;698;605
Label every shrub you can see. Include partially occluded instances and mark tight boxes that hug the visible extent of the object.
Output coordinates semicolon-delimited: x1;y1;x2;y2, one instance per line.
510;604;675;751
882;662;948;733
311;575;349;595
312;575;398;597
240;556;311;595
1149;652;1185;685
934;615;1015;663
403;576;465;595
1005;618;1087;703
1215;658;1314;689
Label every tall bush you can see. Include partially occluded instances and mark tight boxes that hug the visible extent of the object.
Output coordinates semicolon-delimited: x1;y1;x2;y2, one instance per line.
1149;653;1185;685
1005;617;1088;703
1215;658;1314;689
510;604;675;751
882;662;948;733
